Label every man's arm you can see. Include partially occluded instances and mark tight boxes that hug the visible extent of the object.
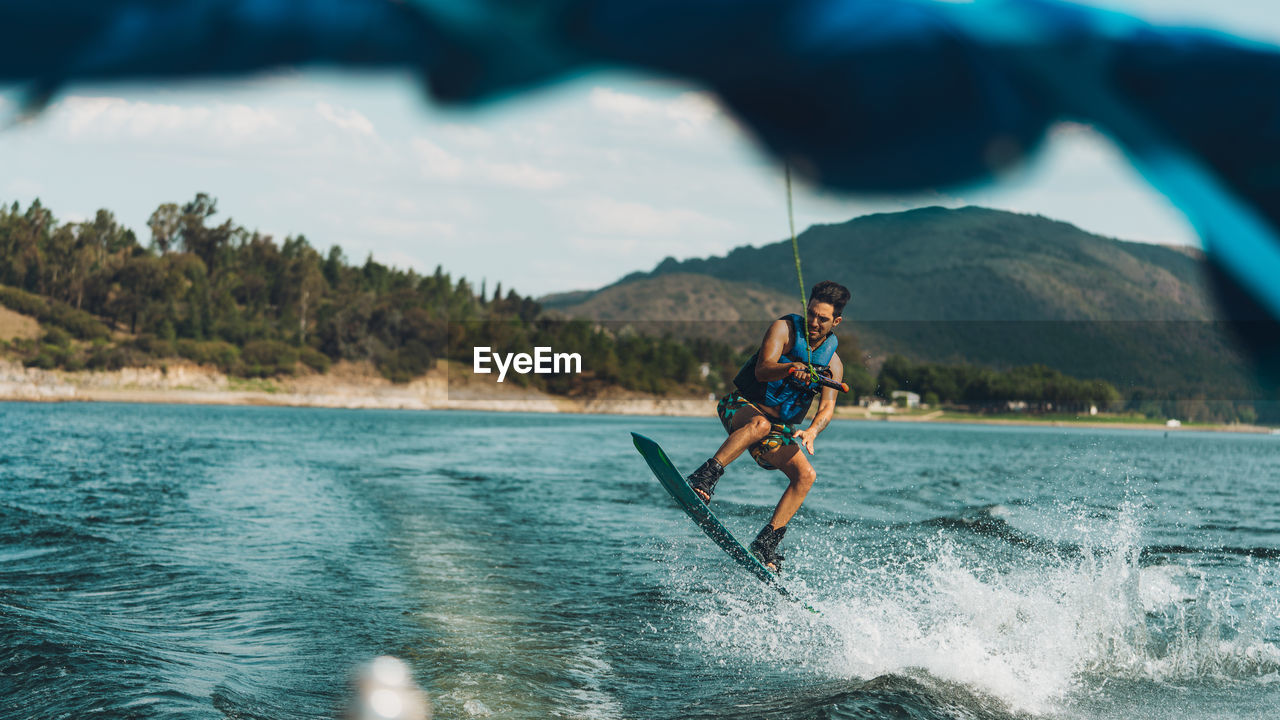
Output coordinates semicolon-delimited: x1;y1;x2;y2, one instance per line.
794;354;843;454
754;319;808;382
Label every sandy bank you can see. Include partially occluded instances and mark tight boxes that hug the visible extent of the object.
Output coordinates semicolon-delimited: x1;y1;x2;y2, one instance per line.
0;360;715;416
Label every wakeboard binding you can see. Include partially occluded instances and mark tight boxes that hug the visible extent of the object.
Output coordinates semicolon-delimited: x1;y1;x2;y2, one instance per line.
686;457;724;503
749;523;787;573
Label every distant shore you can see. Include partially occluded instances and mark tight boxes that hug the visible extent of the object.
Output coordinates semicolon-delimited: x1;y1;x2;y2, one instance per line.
1;359;1274;434
833;407;1277;434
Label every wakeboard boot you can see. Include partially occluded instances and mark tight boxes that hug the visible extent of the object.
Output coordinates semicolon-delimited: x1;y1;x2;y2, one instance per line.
749;523;787;573
686;458;723;503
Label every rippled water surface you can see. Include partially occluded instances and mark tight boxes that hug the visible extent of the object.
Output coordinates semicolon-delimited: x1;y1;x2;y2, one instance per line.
3;403;1279;719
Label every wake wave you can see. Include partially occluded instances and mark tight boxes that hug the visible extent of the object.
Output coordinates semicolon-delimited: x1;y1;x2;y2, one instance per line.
689;504;1280;716
920;503;1280;562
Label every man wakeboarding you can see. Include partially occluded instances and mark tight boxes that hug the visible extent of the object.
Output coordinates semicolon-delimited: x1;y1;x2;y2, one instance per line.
686;280;850;573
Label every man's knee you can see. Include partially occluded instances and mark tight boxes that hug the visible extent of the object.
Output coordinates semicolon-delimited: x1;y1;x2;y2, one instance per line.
789;463;816;491
737;413;772;438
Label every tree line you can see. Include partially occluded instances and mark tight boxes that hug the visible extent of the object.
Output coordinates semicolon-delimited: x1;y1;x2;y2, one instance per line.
2;195;1232;420
0;195;729;394
873;354;1122;412
871;354;1268;423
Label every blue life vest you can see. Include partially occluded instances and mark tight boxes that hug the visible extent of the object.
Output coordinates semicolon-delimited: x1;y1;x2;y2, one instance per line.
733;313;839;424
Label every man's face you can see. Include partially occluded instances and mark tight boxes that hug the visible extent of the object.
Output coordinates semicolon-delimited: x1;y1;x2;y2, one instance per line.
806;301;841;344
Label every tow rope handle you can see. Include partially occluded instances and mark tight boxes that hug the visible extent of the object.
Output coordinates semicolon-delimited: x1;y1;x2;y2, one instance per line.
789;366;850;393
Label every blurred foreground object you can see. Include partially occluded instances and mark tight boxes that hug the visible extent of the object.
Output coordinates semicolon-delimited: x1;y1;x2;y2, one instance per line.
348;656;430;720
2;0;1277;380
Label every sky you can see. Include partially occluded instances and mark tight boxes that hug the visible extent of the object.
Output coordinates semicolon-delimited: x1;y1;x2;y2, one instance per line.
1;0;1278;298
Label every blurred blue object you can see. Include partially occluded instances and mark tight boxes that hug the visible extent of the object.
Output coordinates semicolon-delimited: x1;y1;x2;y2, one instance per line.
1;0;1276;377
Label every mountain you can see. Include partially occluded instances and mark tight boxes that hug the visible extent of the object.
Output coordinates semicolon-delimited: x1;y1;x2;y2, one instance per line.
542;206;1260;400
541;273;797;347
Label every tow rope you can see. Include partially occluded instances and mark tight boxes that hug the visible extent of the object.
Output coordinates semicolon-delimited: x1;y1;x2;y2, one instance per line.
784;164;817;378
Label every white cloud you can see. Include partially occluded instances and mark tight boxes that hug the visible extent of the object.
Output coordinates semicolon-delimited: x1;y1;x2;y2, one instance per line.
665;93;720;136
410;137;465;179
589;87;720;138
410;136;565;189
60;97;202;138
213;104;286;142
54;96;287;145
589;87;659;120
437;123;494;149
315;102;375;137
479;161;566;190
364;216;457;240
577;197;733;237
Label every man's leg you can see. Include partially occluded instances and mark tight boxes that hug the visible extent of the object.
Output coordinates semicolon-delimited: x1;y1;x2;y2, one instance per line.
688;402;776;502
748;444;816;572
761;444;816;529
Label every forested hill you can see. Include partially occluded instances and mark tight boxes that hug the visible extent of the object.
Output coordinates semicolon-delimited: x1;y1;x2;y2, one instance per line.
0;195;735;396
542;206;1265;411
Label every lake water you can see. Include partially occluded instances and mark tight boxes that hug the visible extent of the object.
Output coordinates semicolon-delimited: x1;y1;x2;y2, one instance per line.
2;403;1278;719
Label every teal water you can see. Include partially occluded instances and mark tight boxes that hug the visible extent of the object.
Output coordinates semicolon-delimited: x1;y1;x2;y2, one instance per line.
2;403;1278;719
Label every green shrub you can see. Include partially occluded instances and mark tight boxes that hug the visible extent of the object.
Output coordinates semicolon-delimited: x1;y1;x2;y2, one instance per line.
48;304;111;341
175;339;240;372
25;351;58;370
376;340;431;383
42;327;71;348
1239;405;1259;425
132;334;174;357
299;346;332;373
0;286;45;317
377;345;433;383
239;339;298;377
0;285;110;341
86;345;130;371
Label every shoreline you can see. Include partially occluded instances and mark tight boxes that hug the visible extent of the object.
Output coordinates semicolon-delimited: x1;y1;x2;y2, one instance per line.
0;359;714;416
1;360;1275;434
834;410;1277;434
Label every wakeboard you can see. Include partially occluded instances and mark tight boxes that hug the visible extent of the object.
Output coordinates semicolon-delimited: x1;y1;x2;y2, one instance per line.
631;432;817;612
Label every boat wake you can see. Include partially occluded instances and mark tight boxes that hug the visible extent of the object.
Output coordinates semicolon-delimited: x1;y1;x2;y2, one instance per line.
681;503;1280;718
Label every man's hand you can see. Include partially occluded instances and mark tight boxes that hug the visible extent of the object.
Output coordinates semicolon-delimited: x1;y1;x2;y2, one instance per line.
793;426;817;455
787;363;814;383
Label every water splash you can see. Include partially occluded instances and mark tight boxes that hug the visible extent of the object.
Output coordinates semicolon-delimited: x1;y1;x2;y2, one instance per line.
690;503;1280;715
